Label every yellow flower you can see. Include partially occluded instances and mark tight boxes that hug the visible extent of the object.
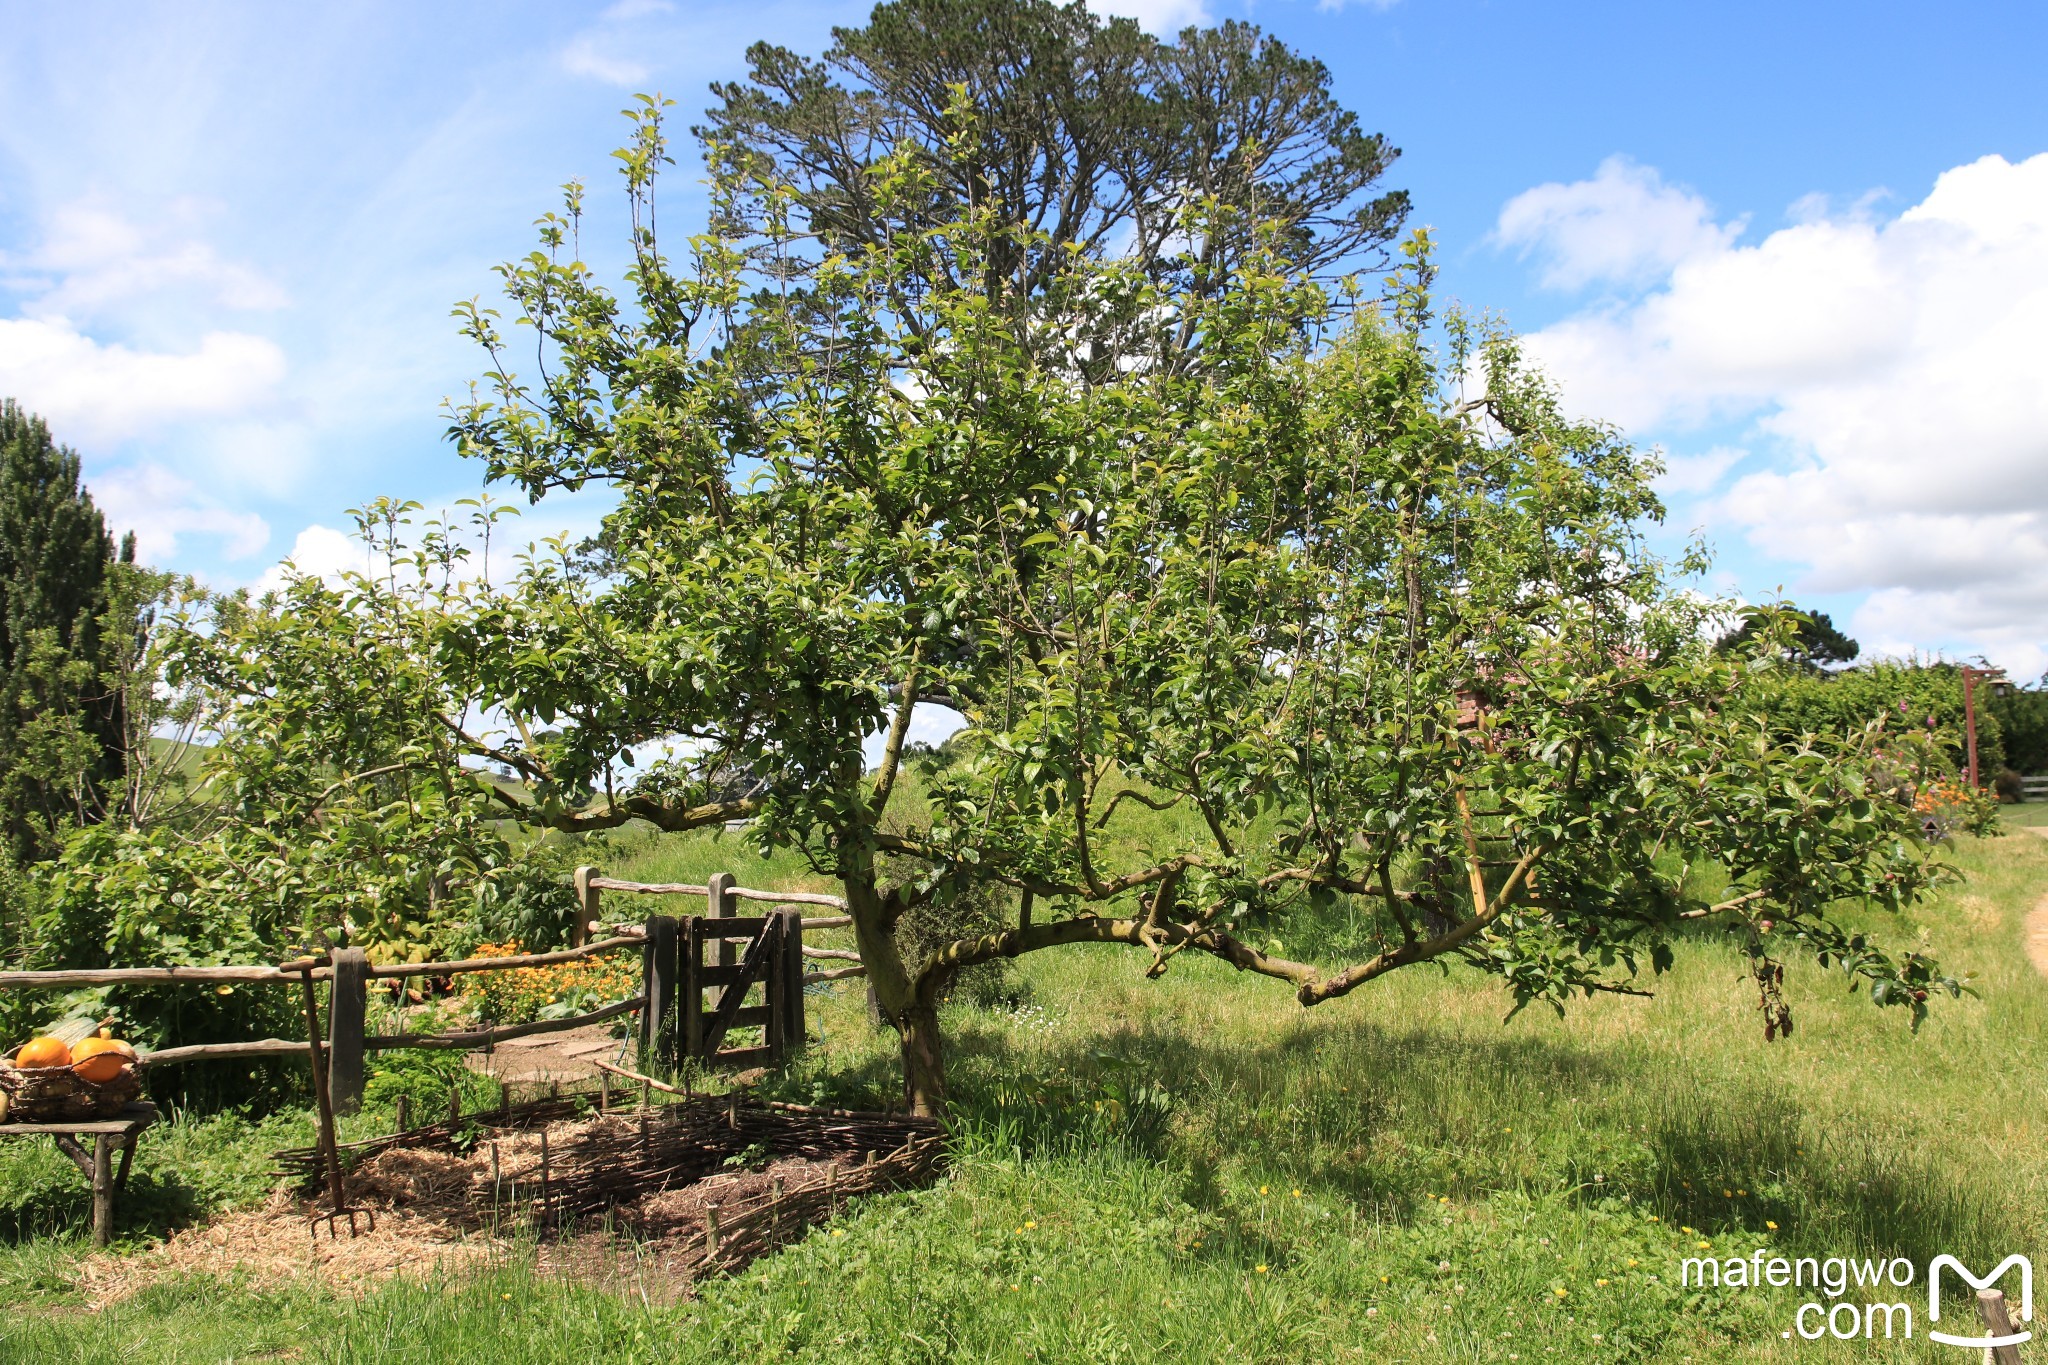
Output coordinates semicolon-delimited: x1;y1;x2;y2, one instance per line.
1627;1259;1638;1268
1255;1265;1269;1274
1009;1284;1020;1292
1258;1185;1269;1196
1595;1278;1608;1286
1696;1240;1711;1250
831;1229;844;1237
1553;1287;1568;1298
1721;1189;1732;1198
1765;1220;1779;1231
1024;1220;1037;1229
1291;1189;1302;1199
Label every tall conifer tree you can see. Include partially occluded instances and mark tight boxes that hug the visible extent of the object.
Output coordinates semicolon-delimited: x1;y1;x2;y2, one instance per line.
0;400;127;862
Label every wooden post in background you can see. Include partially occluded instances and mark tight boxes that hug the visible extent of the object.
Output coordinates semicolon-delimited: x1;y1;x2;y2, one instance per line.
571;866;599;948
326;947;369;1115
642;915;679;1070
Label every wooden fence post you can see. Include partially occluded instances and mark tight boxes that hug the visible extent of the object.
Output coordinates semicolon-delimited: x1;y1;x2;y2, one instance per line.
572;866;599;949
642;915;679;1070
680;915;704;1061
764;913;786;1061
327;947;369;1115
707;872;735;969
773;909;805;1058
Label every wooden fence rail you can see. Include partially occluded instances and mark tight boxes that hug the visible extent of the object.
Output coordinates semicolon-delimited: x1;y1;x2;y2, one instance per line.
2;869;862;1113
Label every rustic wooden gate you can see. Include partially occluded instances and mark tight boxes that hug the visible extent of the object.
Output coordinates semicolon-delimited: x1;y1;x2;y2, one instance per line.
641;874;804;1071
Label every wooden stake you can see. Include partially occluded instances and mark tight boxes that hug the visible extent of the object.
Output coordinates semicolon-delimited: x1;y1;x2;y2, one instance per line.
1975;1289;2024;1365
705;1202;721;1257
539;1128;552;1226
395;1095;411;1132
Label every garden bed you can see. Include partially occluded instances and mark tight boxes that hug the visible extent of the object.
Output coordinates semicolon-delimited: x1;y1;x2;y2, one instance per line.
79;1095;944;1307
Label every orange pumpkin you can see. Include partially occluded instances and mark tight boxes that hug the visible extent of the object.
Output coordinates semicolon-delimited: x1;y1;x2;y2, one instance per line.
71;1033;137;1084
14;1036;72;1069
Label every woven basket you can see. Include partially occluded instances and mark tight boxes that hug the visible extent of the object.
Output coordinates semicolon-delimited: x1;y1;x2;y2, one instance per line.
0;1055;141;1122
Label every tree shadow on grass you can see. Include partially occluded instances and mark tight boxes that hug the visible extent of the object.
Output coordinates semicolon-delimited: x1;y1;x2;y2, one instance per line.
931;1007;2018;1269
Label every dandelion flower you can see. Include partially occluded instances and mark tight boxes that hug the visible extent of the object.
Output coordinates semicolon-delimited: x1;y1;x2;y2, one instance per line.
1291;1189;1302;1198
1255;1265;1269;1274
832;1229;844;1237
1024;1220;1037;1229
1259;1185;1269;1196
1765;1220;1779;1231
1553;1287;1568;1298
1595;1279;1608;1287
1696;1240;1711;1250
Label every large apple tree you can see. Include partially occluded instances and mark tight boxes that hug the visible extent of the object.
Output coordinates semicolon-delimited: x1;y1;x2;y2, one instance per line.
382;96;1959;1113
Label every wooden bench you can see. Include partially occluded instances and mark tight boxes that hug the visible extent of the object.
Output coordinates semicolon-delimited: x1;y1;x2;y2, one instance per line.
0;1101;157;1246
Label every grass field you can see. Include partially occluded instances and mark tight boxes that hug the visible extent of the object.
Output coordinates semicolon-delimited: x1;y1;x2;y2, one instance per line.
3;816;2045;1362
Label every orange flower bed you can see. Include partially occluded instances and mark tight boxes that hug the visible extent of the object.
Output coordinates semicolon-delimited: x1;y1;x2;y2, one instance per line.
455;940;639;1025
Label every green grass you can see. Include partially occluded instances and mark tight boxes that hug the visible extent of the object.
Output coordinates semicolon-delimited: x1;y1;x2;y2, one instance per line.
4;825;2044;1362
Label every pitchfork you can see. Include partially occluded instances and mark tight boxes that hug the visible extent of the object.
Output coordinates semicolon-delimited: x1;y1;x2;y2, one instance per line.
283;955;375;1240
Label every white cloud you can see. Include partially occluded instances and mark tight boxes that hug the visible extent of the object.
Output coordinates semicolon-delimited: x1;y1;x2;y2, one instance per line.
2;201;287;321
93;464;270;563
1496;156;1744;291
560;36;651;87
0;316;287;446
257;524;371;594
1510;151;2048;672
1088;0;1213;34
1654;444;1745;496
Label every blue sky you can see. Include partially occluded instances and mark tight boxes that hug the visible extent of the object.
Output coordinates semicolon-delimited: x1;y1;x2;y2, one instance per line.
4;0;2046;677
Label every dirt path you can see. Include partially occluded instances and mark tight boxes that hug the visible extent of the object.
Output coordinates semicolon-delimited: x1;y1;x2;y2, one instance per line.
2026;828;2048;979
462;1021;632;1086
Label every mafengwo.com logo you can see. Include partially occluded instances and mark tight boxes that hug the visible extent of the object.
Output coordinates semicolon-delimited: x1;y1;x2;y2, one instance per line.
1678;1248;2031;1348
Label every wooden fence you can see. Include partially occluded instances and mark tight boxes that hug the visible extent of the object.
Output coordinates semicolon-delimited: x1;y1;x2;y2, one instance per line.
0;869;867;1114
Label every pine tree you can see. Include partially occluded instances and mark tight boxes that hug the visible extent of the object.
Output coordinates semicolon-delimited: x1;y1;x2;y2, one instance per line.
0;400;127;863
